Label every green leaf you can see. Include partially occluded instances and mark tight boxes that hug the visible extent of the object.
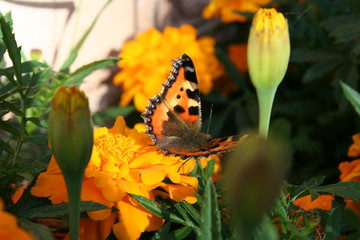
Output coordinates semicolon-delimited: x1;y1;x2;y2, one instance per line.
129;194;188;225
0;100;23;117
254;216;279;240
291;48;342;63
0;138;14;154
197;179;221;240
181;201;200;225
324;197;345;240
0;15;22;85
302;58;346;83
151;221;171;240
20;60;48;73
63;57;120;86
27;117;47;129
23;135;48;145
18;201;109;219
0;120;21;136
171;225;193;239
322;14;360;44
19;219;56;240
60;0;114;72
340;81;360;116
314;182;360;201
0;84;18;101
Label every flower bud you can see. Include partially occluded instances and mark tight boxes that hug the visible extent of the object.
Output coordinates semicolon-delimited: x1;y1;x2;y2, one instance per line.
247;8;290;90
48;86;93;174
225;136;290;238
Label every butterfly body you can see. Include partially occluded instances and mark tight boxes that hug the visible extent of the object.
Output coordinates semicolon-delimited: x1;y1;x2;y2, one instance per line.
141;54;247;159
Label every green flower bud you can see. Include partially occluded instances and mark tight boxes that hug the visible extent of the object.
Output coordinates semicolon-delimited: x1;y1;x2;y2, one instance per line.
48;85;93;174
247;8;290;90
48;86;93;240
225;136;290;238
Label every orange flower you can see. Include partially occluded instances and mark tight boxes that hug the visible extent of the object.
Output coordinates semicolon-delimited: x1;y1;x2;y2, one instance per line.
202;0;272;22
31;116;216;240
348;133;360;158
336;133;360;216
0;199;34;240
113;25;224;112
293;195;334;211
228;44;248;73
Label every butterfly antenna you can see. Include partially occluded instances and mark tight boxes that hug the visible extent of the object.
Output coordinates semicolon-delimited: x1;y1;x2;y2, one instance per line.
206;104;213;135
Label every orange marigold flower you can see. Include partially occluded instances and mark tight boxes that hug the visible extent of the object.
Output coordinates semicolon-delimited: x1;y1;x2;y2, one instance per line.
113;24;224;112
228;44;248;73
0;199;34;240
293;195;334;211
202;0;272;22
348;133;360;158
31;116;216;240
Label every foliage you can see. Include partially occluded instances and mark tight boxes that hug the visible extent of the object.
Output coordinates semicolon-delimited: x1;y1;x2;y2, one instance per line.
0;0;360;239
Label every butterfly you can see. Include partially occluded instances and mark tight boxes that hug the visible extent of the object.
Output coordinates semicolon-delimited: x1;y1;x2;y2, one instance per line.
141;54;247;159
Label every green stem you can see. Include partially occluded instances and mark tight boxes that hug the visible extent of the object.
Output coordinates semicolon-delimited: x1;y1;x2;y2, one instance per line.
256;88;277;139
63;172;84;240
11;91;26;166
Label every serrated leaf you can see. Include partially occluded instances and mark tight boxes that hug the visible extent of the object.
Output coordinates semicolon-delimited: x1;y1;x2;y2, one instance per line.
63;57;120;86
0;138;14;154
129;194;188;226
20;60;48;73
0;68;16;85
322;14;360;44
0;16;22;85
303;58;346;83
198;179;221;240
171;225;193;239
27;117;46;128
0;100;24;116
151;221;171;240
23;135;48;145
174;203;193;225
18;201;109;219
340;81;360;116
181;201;200;225
19;219;55;240
0;120;21;136
0;84;18;101
291;48;342;63
314;182;360;201
324;197;345;240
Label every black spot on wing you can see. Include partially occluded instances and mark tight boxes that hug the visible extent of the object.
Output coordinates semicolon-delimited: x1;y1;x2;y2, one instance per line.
188;106;199;116
174;105;185;114
186;89;199;101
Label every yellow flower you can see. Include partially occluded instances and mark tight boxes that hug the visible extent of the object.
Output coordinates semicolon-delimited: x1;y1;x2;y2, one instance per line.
202;0;272;22
0;199;34;240
113;25;224;112
32;116;216;240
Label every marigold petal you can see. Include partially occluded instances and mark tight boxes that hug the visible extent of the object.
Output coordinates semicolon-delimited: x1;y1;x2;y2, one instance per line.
339;159;360;182
161;184;198;204
113;195;164;240
140;168;166;185
348;133;360;157
293;195;334;211
31;171;67;204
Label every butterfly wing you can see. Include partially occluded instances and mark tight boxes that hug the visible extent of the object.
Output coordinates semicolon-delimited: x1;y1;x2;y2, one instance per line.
141;54;205;149
162;135;248;159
